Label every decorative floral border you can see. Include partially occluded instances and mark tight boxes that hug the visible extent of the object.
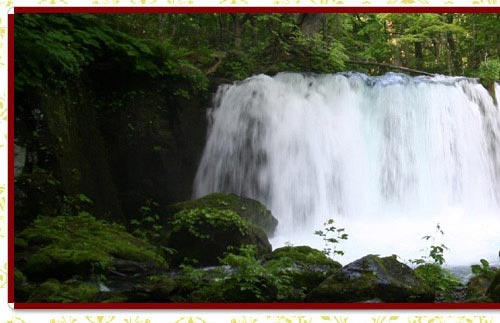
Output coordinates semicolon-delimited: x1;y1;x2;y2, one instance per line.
2;2;500;321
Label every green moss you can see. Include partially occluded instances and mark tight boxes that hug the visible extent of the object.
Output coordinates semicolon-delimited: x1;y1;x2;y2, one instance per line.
28;279;100;303
18;212;166;281
306;255;434;303
265;246;341;298
466;275;495;302
169;193;278;235
268;246;339;267
168;207;271;266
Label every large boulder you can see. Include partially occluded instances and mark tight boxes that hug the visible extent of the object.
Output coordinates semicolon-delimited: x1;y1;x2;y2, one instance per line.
306;254;434;303
168;193;278;235
15;212;167;283
167;207;271;267
264;246;341;299
486;270;500;301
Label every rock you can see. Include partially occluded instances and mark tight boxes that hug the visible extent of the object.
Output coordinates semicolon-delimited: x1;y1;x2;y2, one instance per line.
264;246;341;299
27;279;101;303
486;270;500;302
466;275;493;302
15;212;167;283
168;193;278;235
167;207;271;267
305;254;434;303
466;261;498;302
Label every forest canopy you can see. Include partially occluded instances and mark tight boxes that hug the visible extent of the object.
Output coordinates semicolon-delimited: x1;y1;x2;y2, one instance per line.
15;13;500;89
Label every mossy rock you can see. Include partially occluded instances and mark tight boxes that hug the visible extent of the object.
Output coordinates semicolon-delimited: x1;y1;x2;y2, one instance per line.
16;212;167;282
169;193;278;235
98;274;177;302
28;279;101;303
466;274;495;302
485;270;500;302
167;207;271;267
14;268;32;302
306;254;434;303
264;246;341;297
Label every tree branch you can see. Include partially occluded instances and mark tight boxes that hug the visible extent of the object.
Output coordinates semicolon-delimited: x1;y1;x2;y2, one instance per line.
347;60;437;76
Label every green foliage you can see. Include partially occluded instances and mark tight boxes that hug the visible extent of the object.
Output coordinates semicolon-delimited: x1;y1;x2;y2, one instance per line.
410;223;448;266
179;245;297;302
130;199;164;243
27;279;100;303
170;193;277;234
409;224;461;301
265;246;341;299
414;263;463;301
171;207;250;240
314;219;348;259
62;193;94;215
15;14;208;94
18;212;166;281
471;259;496;280
286;32;348;73
479;59;500;85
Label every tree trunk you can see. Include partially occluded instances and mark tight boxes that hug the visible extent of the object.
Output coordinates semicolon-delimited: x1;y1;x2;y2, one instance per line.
414;41;424;70
298;14;326;37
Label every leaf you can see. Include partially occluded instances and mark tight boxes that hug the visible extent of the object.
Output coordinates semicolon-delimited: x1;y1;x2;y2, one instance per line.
480;259;490;268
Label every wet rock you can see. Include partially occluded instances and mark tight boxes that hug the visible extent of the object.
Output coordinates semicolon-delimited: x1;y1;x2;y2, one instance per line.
306;254;434;303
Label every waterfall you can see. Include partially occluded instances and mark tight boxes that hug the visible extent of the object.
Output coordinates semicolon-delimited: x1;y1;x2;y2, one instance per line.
194;72;500;265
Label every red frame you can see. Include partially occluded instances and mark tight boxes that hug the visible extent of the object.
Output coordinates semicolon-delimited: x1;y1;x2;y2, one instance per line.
7;6;500;309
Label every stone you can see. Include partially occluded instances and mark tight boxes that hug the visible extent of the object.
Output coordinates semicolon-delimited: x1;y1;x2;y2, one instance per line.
305;254;434;303
168;193;278;235
167;207;271;267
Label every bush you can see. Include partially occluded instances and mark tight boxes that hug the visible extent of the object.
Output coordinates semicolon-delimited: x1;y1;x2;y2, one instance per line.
479;59;500;86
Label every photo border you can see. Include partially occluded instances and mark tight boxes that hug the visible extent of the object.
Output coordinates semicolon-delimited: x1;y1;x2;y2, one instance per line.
6;4;500;319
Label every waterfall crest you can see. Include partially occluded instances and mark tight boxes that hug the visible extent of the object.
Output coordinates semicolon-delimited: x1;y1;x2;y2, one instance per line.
194;72;500;265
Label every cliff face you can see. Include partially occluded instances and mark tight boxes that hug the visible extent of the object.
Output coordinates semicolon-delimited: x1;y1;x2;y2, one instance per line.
15;72;210;228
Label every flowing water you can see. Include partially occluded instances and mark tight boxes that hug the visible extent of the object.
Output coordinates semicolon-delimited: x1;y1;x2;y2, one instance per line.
194;72;500;266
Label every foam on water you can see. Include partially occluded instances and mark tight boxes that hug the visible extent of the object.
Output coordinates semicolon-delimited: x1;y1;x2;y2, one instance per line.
194;72;500;266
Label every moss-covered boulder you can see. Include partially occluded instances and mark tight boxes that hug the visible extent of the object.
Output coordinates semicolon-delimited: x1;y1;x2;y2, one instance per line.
305;254;434;303
485;270;500;302
168;193;278;235
264;246;341;298
27;279;101;303
16;212;167;282
167;207;271;266
466;275;494;302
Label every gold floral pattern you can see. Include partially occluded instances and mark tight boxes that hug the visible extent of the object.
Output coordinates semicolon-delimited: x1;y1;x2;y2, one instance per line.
6;318;28;323
50;317;79;323
174;318;207;323
0;262;7;288
219;0;248;4
123;317;151;323
472;0;497;4
85;317;115;323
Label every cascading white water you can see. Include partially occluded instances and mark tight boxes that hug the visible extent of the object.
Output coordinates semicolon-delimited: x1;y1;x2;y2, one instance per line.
194;72;500;266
